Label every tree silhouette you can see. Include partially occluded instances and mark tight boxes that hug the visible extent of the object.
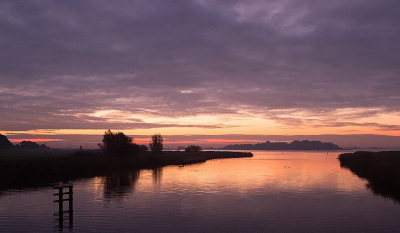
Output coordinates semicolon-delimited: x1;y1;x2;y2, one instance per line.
98;130;139;157
185;144;202;152
0;134;13;150
149;133;163;153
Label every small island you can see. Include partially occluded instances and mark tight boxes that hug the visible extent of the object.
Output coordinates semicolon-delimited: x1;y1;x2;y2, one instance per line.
338;151;400;203
221;140;343;150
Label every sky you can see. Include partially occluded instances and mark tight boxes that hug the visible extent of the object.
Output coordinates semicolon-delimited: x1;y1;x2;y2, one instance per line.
1;0;400;149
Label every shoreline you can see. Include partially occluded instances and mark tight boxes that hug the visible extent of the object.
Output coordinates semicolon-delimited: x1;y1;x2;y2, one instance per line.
338;151;400;203
0;150;253;192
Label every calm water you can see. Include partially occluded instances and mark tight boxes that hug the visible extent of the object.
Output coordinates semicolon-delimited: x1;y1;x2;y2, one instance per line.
0;151;399;232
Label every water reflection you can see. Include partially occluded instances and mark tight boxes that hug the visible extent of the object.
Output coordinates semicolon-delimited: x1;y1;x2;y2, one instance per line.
2;151;400;233
102;170;140;198
151;152;359;194
152;167;163;184
366;182;400;204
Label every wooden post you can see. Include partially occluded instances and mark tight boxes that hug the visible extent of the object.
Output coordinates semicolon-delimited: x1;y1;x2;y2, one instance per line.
68;181;73;213
58;182;63;227
68;181;73;227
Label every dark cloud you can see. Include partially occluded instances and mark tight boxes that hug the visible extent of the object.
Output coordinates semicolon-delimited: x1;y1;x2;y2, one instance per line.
1;0;400;131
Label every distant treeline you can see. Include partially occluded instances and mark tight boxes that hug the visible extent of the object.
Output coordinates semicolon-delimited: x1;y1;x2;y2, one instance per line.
13;140;50;150
220;140;343;150
0;134;50;150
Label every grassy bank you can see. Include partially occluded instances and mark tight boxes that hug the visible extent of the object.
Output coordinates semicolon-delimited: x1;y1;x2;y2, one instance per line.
338;151;400;202
0;148;73;159
0;149;252;192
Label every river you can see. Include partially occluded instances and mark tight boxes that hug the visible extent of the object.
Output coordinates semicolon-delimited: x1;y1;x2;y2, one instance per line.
0;151;399;232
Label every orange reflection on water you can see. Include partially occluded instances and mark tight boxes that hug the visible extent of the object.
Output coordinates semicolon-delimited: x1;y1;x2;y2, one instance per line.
133;151;366;195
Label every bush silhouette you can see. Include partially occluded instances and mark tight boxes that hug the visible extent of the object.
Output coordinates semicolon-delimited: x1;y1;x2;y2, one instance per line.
185;144;202;152
139;145;149;152
149;133;163;153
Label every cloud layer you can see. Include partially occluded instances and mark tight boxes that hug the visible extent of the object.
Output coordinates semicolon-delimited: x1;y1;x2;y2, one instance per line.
1;0;400;132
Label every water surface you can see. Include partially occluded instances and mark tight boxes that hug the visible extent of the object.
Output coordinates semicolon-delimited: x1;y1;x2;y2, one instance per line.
1;151;399;232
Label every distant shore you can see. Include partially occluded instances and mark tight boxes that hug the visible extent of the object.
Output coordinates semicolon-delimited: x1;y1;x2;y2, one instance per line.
220;140;343;150
0;149;252;192
338;151;400;203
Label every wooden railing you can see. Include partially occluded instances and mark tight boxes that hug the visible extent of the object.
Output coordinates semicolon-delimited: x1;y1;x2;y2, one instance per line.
53;181;73;229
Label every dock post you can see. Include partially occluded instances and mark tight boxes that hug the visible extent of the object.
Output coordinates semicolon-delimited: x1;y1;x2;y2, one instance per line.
68;181;73;227
58;182;63;226
68;181;73;213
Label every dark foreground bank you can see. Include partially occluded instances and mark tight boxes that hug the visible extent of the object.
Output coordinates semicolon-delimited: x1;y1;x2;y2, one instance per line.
338;151;400;203
0;150;252;192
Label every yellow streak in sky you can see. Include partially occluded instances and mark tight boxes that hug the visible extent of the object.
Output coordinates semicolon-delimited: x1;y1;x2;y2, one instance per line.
1;107;399;136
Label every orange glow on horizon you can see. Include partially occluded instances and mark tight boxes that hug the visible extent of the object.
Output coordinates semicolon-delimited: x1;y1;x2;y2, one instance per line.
200;139;263;144
165;140;197;144
9;139;65;143
132;138;151;144
132;138;201;145
1;107;399;142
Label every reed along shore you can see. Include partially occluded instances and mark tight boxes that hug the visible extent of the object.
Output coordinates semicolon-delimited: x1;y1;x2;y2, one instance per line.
338;151;400;202
0;150;252;191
